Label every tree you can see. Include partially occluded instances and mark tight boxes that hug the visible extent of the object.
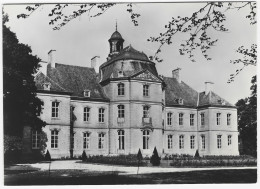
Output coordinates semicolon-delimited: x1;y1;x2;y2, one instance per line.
236;75;257;157
150;147;161;166
3;13;46;136
81;150;87;161
194;149;200;158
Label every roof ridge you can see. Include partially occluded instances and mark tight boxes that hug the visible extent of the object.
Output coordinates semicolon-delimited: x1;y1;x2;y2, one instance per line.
55;63;94;70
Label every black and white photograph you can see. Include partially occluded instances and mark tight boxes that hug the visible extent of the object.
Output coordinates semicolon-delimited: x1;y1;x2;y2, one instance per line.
2;0;257;186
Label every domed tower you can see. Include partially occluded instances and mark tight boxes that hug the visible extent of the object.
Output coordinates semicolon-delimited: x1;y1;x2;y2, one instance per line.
108;24;124;59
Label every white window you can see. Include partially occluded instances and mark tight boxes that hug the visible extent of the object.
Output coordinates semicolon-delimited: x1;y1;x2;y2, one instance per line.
83;90;90;97
167;112;172;126
118;130;125;150
217;113;221;125
118;83;125;96
179;113;183;125
227;114;231;125
51;130;58;149
98;108;105;123
217;135;222;149
83;132;90;149
190;114;194;126
143;130;150;149
168;135;173;149
83;107;90;122
118;105;125;118
201;135;205;149
179;135;184;149
190;135;195;149
143;106;150;118
51;101;59;118
98;133;105;149
143;84;149;97
32;130;40;149
228;135;232;146
201;113;205;126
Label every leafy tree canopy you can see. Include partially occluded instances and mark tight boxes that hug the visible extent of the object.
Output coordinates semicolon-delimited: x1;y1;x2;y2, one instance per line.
3;13;46;136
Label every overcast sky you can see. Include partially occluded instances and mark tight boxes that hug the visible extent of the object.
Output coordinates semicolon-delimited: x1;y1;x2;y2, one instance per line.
3;2;257;104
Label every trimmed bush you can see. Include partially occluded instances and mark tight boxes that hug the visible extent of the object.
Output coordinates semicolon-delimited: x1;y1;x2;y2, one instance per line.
45;150;51;161
150;147;161;166
137;148;143;161
81;150;87;161
194;150;200;158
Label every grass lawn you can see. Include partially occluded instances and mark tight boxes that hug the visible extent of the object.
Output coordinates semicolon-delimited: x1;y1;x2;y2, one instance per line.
4;168;257;185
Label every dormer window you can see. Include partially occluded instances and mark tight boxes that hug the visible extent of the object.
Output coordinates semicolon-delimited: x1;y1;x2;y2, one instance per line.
218;99;226;105
83;90;90;97
43;83;51;90
176;98;184;105
118;70;124;77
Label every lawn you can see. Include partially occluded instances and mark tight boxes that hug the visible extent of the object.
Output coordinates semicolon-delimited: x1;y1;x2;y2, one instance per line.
4;168;257;185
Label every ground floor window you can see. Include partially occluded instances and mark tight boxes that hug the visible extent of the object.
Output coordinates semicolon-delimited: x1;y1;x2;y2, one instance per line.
179;135;184;149
217;135;222;149
190;135;195;149
51;130;59;149
32;130;40;149
201;135;205;149
143;130;150;149
228;135;232;146
168;135;173;149
118;130;125;150
83;132;90;149
98;133;105;149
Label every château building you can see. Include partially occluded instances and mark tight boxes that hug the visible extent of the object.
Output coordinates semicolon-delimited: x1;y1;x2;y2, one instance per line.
23;28;239;158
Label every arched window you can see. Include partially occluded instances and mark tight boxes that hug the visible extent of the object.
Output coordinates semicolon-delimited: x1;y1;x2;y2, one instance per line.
118;83;125;96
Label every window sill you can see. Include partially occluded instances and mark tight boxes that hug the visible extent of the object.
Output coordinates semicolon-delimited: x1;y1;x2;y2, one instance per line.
51;118;60;120
117;95;125;97
50;148;59;150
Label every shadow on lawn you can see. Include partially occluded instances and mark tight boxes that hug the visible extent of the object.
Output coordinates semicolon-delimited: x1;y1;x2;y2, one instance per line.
4;168;257;185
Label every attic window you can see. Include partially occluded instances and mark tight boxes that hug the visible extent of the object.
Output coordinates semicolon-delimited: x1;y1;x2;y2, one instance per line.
43;83;51;90
218;99;225;105
118;70;124;77
84;90;90;97
176;98;184;105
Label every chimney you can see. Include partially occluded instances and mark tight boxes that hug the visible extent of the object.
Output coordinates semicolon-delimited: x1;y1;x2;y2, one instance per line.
172;68;181;83
91;56;100;73
205;81;214;95
48;50;56;68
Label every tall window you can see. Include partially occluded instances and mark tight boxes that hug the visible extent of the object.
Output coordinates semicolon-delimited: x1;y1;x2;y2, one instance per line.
167;112;172;126
227;114;231;125
118;105;125;118
201;113;205;126
83;132;90;149
179;113;184;125
32;130;40;149
99;108;105;123
143;84;149;97
201;135;205;149
216;113;221;125
190;135;195;149
51;130;58;149
118;130;125;150
98;133;105;149
51;101;59;118
143;106;150;118
217;135;222;149
228;135;232;146
190;114;194;126
179;135;184;149
168;135;173;149
83;107;90;122
143;130;150;149
118;83;125;96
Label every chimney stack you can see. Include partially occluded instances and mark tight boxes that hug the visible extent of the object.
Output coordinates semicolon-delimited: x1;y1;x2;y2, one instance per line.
205;81;214;95
48;50;56;68
172;68;182;83
91;56;100;73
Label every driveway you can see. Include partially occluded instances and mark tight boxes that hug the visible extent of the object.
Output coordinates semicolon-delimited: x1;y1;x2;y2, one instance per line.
10;160;256;175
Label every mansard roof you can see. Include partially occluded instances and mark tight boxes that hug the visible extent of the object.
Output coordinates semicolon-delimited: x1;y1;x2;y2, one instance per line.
35;63;109;101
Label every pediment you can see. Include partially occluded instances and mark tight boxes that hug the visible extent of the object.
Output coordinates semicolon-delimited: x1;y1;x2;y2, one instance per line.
131;70;161;82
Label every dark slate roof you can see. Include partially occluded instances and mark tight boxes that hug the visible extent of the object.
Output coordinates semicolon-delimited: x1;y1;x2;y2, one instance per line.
164;77;198;108
198;91;235;108
100;45;151;69
109;31;123;40
35;63;109;101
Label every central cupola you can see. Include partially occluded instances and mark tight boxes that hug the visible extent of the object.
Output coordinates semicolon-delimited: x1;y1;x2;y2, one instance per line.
108;23;124;59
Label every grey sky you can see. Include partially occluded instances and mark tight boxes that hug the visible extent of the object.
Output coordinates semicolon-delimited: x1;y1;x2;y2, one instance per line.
3;2;257;104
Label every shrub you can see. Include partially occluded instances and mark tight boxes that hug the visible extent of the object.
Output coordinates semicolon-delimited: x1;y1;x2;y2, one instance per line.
137;148;143;161
194;149;200;158
150;147;161;166
45;150;51;161
82;151;87;161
